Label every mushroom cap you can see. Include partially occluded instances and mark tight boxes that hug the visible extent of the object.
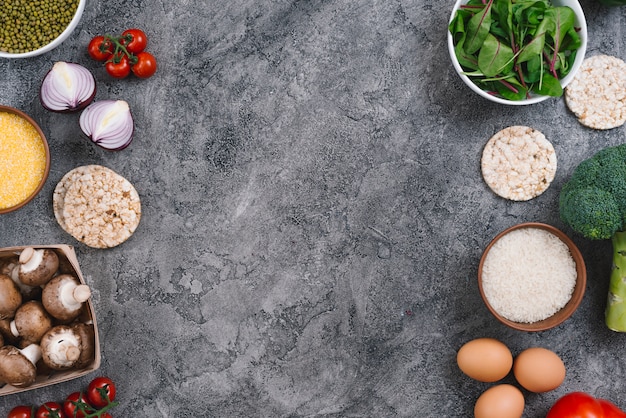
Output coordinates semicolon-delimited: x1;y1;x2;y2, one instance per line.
0;256;18;276
40;325;82;370
11;301;52;343
71;323;95;369
42;274;89;322
55;251;76;275
0;274;22;320
18;248;59;287
7;264;42;301
0;319;17;345
0;345;38;387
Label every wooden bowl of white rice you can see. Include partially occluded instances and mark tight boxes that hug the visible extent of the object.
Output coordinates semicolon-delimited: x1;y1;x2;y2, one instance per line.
478;222;586;332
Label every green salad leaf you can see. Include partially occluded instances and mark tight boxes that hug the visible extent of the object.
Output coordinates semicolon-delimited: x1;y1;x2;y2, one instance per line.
449;0;582;100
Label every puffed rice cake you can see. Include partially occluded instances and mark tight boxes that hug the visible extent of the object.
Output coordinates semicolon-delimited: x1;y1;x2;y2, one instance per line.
564;54;626;130
481;126;557;201
53;165;141;248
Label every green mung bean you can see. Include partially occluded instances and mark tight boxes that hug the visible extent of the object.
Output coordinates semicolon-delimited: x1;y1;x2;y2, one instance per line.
0;0;80;54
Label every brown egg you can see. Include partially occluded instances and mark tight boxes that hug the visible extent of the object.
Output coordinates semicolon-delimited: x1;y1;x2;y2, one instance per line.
513;347;566;392
474;384;525;418
457;338;513;382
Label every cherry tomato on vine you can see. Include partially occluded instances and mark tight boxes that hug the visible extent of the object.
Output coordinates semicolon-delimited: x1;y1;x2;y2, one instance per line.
121;28;148;54
7;405;33;418
132;51;158;79
87;36;113;62
35;402;65;418
63;392;94;418
105;53;131;79
87;376;117;409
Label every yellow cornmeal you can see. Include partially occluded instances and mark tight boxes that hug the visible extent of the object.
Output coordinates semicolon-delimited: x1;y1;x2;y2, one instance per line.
0;111;46;210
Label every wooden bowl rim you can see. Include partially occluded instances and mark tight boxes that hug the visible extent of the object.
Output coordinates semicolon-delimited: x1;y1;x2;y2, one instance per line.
0;105;51;215
477;222;587;332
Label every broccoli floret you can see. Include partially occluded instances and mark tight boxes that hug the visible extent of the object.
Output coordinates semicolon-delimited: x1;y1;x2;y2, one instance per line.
559;143;626;332
559;186;621;240
559;143;626;239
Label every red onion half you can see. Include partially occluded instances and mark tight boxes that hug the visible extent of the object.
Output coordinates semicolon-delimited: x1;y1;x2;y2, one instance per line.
79;100;134;151
40;62;96;112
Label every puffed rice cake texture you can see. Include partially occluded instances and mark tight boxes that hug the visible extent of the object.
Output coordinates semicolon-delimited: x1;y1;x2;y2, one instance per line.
565;54;626;130
54;165;141;248
481;126;557;201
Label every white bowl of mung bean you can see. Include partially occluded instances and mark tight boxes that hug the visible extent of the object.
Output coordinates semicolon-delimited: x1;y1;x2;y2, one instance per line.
0;0;86;59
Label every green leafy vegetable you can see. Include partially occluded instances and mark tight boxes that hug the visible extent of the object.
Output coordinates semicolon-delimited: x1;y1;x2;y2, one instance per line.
449;0;582;100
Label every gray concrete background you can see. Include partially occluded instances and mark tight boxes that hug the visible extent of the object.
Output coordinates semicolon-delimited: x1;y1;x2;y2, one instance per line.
1;0;625;416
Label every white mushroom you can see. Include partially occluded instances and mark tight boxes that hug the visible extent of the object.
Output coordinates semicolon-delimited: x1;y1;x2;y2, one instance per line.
42;274;91;322
17;247;59;287
40;325;83;370
9;301;52;344
0;274;22;320
8;263;42;301
0;344;42;387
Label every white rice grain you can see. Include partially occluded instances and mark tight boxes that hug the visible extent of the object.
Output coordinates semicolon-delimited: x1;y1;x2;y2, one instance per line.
481;227;577;323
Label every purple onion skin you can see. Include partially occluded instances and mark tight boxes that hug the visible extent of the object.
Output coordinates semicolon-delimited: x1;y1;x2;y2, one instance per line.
39;90;96;113
79;100;135;151
39;63;97;113
92;126;135;151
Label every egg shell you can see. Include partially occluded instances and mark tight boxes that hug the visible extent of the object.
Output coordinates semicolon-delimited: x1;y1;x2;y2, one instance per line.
513;347;566;393
474;384;525;418
457;338;513;382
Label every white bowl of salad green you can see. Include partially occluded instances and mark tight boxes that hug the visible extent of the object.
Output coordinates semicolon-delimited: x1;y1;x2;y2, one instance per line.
448;0;587;105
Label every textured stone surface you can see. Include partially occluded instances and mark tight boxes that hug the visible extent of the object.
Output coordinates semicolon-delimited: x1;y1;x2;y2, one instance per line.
1;0;626;416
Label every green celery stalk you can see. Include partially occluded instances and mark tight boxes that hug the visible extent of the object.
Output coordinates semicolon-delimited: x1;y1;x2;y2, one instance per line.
606;230;626;331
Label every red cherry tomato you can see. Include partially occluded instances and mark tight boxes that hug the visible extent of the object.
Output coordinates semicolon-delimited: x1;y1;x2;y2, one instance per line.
7;405;34;418
599;399;626;418
105;53;131;79
87;36;113;62
35;402;65;418
547;392;605;418
86;376;117;409
121;28;148;54
131;51;157;79
63;392;94;418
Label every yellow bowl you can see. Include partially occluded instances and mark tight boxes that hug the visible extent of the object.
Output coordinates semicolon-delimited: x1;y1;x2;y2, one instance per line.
0;105;50;214
478;222;586;332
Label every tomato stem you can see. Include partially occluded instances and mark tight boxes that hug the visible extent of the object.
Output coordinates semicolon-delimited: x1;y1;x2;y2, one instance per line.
103;34;138;65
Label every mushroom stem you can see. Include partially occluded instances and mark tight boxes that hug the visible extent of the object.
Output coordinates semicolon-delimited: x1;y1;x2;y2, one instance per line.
18;247;41;271
20;343;42;365
61;283;92;309
9;321;18;338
